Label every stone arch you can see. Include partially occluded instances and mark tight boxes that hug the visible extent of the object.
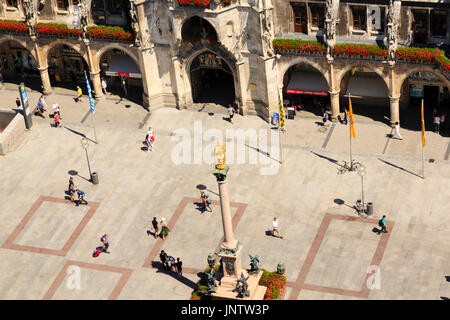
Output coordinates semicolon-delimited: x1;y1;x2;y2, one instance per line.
43;39;89;68
335;61;390;95
0;36;37;62
279;56;330;89
93;43;140;74
182;46;239;106
180;15;219;44
397;65;450;95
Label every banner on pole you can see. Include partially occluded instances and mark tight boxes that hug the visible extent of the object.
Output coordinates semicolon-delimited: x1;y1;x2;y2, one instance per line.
84;72;96;114
348;96;356;138
278;91;286;133
421;99;426;147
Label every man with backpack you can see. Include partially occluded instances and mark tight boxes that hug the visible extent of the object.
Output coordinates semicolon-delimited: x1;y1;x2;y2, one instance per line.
378;215;388;233
200;190;212;212
322;111;329;127
101;233;110;253
76;188;88;205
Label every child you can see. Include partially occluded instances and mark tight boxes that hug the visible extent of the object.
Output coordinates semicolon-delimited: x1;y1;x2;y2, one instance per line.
54;112;61;127
76;86;83;102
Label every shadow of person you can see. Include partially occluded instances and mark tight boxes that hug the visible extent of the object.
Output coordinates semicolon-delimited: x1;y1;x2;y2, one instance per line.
372;227;381;234
194;202;206;213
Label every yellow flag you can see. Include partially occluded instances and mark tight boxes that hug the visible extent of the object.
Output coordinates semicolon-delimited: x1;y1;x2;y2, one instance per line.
348;96;356;138
278;91;286;133
421;99;426;147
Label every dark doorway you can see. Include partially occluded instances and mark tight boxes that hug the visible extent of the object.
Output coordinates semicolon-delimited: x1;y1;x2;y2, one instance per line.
190;52;235;107
181;16;218;44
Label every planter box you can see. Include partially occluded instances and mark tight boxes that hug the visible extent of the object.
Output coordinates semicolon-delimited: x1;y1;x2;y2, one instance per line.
0;109;25;156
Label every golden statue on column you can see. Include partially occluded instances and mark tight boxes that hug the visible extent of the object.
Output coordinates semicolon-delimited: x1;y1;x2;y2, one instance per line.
214;140;226;170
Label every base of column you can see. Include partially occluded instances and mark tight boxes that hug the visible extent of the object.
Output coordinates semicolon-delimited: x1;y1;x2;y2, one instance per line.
43;88;54;96
143;92;177;111
211;270;267;301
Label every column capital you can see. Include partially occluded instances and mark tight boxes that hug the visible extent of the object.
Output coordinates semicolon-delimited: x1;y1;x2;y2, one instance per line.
38;66;49;72
329;89;340;96
389;95;400;102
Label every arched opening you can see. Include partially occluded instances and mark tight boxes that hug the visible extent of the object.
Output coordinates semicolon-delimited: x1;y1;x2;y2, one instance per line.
91;0;132;27
99;48;143;104
0;40;40;90
190;51;235;107
338;67;389;123
282;62;330;117
47;44;89;90
399;70;450;133
182;16;218;45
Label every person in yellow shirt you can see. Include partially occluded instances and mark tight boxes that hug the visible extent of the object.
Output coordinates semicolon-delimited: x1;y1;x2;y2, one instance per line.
76;86;83;103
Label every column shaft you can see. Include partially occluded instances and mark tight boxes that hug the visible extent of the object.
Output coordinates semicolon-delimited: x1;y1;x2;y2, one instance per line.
218;180;236;249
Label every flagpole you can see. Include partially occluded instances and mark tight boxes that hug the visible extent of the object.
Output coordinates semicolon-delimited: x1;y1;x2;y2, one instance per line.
278;88;285;164
84;71;98;144
421;98;425;179
348;94;353;170
91;109;98;144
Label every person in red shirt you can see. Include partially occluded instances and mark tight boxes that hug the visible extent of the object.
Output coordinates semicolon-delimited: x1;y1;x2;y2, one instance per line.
54;112;61;127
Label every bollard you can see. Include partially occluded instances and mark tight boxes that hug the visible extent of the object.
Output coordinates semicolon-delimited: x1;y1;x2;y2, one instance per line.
91;172;99;185
367;202;374;215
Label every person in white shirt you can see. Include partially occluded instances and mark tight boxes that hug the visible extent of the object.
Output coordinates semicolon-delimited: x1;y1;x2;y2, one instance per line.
433;115;440;133
101;78;107;95
227;104;234;124
392;122;403;140
272;217;284;239
52;102;61;118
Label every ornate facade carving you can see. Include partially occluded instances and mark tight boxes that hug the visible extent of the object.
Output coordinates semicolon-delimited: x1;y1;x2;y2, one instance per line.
324;0;336;62
79;0;89;40
23;0;37;38
385;0;400;66
262;7;274;57
130;1;142;47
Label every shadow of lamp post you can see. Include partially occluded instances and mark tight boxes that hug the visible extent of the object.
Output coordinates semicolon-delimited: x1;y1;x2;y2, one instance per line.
80;137;98;184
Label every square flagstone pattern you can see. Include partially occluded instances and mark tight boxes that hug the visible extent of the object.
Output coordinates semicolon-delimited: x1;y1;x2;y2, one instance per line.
2;196;99;257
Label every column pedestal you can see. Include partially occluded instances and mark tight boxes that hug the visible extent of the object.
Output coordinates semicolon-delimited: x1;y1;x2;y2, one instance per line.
39;66;53;95
389;95;400;127
329;90;340;122
90;71;104;100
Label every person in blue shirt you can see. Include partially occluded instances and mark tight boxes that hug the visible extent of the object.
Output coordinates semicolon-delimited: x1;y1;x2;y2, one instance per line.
76;188;88;205
36;99;46;117
379;215;388;233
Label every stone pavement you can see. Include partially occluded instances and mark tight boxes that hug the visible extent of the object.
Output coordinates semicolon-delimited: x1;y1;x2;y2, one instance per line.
0;84;449;300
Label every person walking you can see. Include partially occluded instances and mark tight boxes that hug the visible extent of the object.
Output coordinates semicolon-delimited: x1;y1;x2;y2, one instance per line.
36;98;47;117
145;133;153;152
433;114;440;134
227;104;234;124
151;217;159;239
176;257;183;278
52;101;61;118
101;233;110;253
378;215;388;233
322;111;329;127
342;108;348;125
272;217;284;239
16;97;22;109
101;78;107;95
76;86;83;103
53;112;61;127
68;177;75;202
160;217;170;240
76;188;88;205
440;112;446;132
159;250;168;270
200;190;212;212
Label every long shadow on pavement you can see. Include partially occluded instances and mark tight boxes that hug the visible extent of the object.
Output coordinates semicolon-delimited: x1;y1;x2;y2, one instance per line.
378;158;423;179
151;261;197;290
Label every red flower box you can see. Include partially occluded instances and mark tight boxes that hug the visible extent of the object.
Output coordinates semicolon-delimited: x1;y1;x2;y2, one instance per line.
258;269;287;300
0;20;28;33
87;25;133;41
178;0;210;8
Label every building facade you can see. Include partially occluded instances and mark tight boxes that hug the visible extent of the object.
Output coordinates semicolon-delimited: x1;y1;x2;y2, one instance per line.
0;0;449;127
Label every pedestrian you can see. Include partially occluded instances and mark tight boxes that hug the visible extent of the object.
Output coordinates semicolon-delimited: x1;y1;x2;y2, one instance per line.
145;134;153;152
16;97;21;109
101;78;107;95
227;104;234;124
392;122;403;140
151;217;159;239
159;250;168;270
322;111;329;127
272;217;284;239
53;112;61;127
176;257;183;278
168;255;176;272
160;217;170;240
343;108;348;125
76;86;83;102
378;215;388;233
39;95;47;110
52;101;61;118
68;177;75;202
232;101;239;114
433;114;440;133
200;190;212;212
36;98;46;117
440;112;446;132
76;188;88;205
101;233;110;253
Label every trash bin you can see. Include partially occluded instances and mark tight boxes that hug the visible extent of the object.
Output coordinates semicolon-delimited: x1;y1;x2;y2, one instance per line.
287;107;295;119
91;172;99;185
366;202;374;215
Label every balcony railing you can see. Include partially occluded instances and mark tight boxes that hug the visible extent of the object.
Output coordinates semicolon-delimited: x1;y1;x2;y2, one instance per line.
174;0;237;10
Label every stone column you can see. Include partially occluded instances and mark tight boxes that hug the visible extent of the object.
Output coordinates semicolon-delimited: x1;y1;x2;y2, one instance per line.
171;56;187;109
39;66;53;95
90;70;104;100
218;179;237;250
389;95;400;127
329;90;340;121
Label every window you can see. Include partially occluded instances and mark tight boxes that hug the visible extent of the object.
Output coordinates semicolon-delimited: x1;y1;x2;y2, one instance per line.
368;7;385;32
431;10;447;37
309;3;325;29
291;2;307;33
6;0;18;7
411;9;428;44
56;0;69;10
351;6;367;31
109;0;124;15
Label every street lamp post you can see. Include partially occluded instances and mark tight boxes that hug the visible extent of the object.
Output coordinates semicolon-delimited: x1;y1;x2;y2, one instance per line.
80;137;98;184
356;164;367;215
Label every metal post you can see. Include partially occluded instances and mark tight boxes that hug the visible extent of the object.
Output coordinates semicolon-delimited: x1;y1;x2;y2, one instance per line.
361;174;365;212
421;143;425;179
278;122;283;164
349;119;353;169
91;110;98;144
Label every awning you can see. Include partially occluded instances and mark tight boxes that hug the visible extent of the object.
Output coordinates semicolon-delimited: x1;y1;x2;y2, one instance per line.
346;76;387;98
105;55;141;79
286;72;328;96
